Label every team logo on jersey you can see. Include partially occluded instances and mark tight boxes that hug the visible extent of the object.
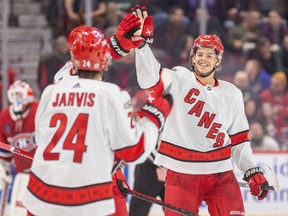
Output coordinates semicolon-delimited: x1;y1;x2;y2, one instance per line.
7;132;36;152
73;83;81;88
5;125;12;134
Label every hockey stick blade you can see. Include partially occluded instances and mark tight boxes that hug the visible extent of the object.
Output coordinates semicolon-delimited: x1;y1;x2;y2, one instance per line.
266;164;280;191
0;141;33;160
116;180;198;216
238;182;276;191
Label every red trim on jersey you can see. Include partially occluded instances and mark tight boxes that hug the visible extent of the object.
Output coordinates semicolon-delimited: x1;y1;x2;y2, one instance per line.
114;134;145;162
158;141;231;162
194;73;220;87
27;172;113;206
229;130;249;146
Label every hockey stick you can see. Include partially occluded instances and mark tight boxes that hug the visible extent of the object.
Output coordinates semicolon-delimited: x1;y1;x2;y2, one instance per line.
111;159;126;175
238;164;280;191
0;141;33;160
238;182;276;191
0;140;125;176
116;180;198;216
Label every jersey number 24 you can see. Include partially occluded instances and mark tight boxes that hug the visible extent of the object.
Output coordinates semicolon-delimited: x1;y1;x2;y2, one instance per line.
43;113;88;163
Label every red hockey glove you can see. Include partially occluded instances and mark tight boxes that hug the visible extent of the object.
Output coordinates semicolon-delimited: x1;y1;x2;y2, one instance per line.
112;169;130;198
131;4;154;45
243;167;269;200
137;80;173;131
108;13;144;59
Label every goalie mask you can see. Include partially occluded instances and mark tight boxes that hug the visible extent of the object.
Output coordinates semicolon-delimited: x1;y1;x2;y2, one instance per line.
69;27;110;71
7;80;34;113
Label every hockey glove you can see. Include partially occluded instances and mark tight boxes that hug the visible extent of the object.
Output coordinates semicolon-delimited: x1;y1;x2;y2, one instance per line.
113;170;130;197
137;80;173;131
108;13;144;59
243;167;269;200
131;4;154;45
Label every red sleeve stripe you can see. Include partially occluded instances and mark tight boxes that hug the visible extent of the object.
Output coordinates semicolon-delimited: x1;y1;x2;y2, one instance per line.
229;130;249;146
158;141;231;162
114;134;145;162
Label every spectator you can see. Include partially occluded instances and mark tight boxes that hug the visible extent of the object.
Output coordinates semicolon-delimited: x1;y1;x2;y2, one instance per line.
279;34;288;73
152;6;190;67
249;121;280;151
244;59;271;94
233;70;258;103
37;36;70;93
105;52;140;96
189;8;223;40
261;10;288;46
0;50;17;109
226;10;261;53
248;36;283;75
106;0;137;26
260;71;288;114
260;102;278;137
245;99;259;124
64;0;107;34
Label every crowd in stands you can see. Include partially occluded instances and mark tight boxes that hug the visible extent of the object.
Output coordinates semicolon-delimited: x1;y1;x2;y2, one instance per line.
37;0;288;151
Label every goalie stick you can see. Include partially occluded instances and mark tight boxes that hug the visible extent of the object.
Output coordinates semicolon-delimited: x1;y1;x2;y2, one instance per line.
0;141;33;160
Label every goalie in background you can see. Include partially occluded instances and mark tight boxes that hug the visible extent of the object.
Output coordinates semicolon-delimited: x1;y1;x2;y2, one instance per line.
0;80;39;215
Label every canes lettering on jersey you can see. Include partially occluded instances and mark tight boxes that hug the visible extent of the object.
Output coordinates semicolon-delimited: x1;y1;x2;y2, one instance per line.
184;88;225;148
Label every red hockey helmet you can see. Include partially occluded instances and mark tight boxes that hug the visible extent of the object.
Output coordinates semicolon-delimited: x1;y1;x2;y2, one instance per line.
68;26;92;51
69;27;110;71
191;34;224;57
7;80;34;112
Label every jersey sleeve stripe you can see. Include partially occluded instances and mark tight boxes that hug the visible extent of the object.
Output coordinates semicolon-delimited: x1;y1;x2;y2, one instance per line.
229;130;249;146
114;134;145;162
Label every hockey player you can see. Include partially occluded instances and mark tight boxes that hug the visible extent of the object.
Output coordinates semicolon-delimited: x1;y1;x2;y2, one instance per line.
115;6;269;216
0;80;38;215
52;20;145;216
22;24;173;216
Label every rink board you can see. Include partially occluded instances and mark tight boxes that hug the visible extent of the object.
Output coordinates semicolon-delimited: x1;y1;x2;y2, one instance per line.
0;152;287;216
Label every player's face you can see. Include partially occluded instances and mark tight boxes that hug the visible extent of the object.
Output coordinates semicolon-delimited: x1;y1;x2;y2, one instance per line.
192;47;220;77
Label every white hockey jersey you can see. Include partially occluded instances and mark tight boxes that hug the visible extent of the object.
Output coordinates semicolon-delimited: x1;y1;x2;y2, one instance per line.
53;60;78;83
23;77;159;216
135;44;256;175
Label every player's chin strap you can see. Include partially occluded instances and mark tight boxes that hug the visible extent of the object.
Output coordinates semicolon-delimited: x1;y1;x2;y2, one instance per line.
116;179;199;216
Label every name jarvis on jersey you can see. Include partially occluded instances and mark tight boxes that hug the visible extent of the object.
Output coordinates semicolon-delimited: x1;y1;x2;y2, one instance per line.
52;92;95;107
